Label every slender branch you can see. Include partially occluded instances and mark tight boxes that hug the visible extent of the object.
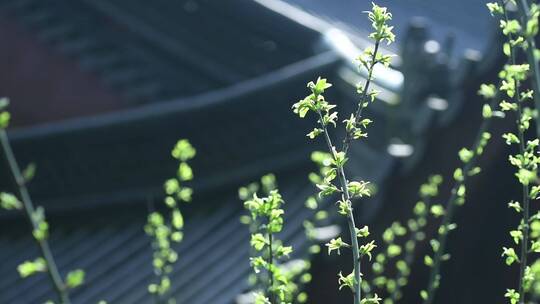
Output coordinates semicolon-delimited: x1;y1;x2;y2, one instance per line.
507;21;531;304
500;4;531;301
293;6;393;303
317;36;382;304
390;194;433;302
423;90;500;304
267;232;275;303
317;109;362;303
343;40;381;155
516;87;530;304
515;0;540;138
0;130;70;304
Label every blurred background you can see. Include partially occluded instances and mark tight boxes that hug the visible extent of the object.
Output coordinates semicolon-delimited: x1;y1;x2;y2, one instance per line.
0;0;525;303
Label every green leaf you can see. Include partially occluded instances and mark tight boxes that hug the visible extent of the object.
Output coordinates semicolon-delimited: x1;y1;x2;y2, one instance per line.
326;237;349;255
332;150;348;167
177;162;193;181
0;192;22;210
292;96;313;118
164;179;180;195
509;230;522;244
312;77;332;95
508;200;522;213
0;111;10;129
316;182;339;197
275;245;293;258
486;2;504;15
171;139;196;161
31;207;49;241
172;209;184;229
177;187;193;202
502;247;519;265
531;241;540;253
306;128;323;139
500;100;517;111
348;181;371;198
356;226;370;238
66;269;85;289
458;148;474;163
305;196;318;210
23;163;36;182
424;255;433;267
502;133;519;145
387;244;402;258
504;289;519;304
17;258;47;278
482;104;493;118
359;240;377;260
516;168;537;186
337;271;355;291
430;205;445;218
361;294;382;304
250;233;267;251
478;83;497;99
254;292;271;304
500;19;521;36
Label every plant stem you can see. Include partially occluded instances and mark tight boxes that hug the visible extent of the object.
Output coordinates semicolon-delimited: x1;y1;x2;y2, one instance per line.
390;195;432;302
342;40;380;155
317;38;381;304
516;0;540;138
267;230;275;303
509;33;530;304
501;4;531;300
516;103;530;304
0;130;70;304
317;109;362;304
423;92;499;304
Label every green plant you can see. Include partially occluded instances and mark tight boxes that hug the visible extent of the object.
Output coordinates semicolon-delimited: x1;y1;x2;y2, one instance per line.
363;175;442;304
420;74;500;304
515;0;540;138
239;174;312;304
0;98;84;304
487;1;540;303
243;177;294;303
292;3;394;303
145;139;196;304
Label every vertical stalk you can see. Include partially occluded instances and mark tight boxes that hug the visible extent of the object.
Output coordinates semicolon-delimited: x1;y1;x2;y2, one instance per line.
515;0;540;138
509;37;530;304
317;109;362;303
516;100;530;304
293;6;393;302
342;40;380;155
267;232;275;303
316;37;381;304
0;130;70;304
423;91;499;304
502;4;530;300
390;194;433;302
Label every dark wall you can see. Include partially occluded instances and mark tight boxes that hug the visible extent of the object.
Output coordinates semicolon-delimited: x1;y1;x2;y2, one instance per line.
0;17;123;127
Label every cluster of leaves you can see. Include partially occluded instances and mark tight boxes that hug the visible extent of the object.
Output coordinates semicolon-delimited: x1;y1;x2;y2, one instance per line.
239;175;312;304
0;99;86;304
243;178;295;304
292;3;394;303
303;151;341;255
488;1;540;303
144;139;196;302
362;176;442;304
408;3;539;300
